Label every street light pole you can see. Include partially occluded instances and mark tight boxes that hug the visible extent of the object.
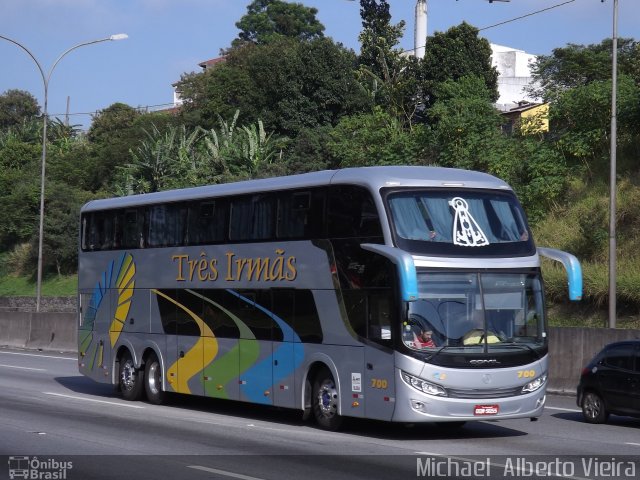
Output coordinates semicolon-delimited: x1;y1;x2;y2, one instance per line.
0;33;128;312
608;0;618;328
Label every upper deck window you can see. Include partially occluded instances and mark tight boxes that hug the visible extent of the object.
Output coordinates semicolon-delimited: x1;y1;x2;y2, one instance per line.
385;189;534;257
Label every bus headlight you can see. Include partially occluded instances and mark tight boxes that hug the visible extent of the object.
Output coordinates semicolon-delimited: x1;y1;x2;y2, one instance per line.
521;373;547;394
401;371;447;397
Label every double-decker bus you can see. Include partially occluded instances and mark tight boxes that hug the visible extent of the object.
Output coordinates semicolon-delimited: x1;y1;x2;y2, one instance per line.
78;166;581;430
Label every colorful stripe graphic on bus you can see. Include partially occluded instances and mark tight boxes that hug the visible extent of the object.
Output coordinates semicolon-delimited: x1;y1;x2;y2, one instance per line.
152;289;218;394
152;288;304;402
186;289;257;399
227;290;304;404
79;253;136;371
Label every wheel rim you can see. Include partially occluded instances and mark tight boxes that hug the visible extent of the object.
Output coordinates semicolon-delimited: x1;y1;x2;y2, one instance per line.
120;360;136;392
147;361;161;396
584;393;602;420
317;379;338;419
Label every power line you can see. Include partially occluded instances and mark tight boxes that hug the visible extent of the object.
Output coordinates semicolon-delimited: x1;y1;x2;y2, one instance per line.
479;0;576;31
48;102;176;118
399;0;577;56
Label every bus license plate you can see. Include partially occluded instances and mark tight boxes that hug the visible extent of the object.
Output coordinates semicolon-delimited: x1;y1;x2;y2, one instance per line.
474;404;499;416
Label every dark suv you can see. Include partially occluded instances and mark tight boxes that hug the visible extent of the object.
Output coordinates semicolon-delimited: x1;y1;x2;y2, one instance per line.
577;340;640;424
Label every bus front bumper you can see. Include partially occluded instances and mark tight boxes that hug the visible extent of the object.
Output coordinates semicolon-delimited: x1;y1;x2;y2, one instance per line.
392;384;546;423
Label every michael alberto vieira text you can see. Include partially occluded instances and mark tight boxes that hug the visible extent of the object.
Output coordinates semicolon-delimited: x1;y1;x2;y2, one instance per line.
416;457;637;477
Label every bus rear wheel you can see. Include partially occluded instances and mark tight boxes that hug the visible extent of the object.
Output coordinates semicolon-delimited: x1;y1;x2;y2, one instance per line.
312;369;343;431
144;353;165;405
118;350;143;401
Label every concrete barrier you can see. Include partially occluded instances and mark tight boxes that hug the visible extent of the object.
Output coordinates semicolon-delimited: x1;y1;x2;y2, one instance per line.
0;311;76;352
548;326;640;395
0;312;31;349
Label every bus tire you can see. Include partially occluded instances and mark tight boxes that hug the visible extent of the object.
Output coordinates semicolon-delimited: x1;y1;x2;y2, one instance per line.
312;368;343;431
144;352;165;405
118;350;143;401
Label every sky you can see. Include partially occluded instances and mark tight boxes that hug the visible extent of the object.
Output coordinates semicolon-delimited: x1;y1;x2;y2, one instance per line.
1;0;639;130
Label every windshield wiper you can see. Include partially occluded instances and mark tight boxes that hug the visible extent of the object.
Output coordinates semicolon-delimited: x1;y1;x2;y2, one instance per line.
495;340;542;360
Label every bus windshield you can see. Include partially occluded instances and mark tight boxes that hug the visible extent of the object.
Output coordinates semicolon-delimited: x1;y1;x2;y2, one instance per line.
386;189;534;256
402;272;545;353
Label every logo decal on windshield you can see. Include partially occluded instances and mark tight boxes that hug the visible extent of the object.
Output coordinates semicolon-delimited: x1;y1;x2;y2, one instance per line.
450;197;490;247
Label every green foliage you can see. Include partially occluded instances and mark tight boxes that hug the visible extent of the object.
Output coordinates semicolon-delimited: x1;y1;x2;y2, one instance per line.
115;113;287;194
38;182;94;276
427;76;503;170
533;177;640;309
233;0;324;47
282;126;336;173
357;0;405;80
528;38;640;101
0;273;76;297
328;108;429;167
0;89;40;130
87;103;142;190
421;22;499;108
5;243;32;276
551;75;640;176
175;37;370;136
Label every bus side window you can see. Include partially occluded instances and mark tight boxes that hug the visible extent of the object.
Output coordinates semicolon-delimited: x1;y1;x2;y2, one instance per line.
230;194;275;241
187;200;227;245
328;186;382;239
148;203;188;247
277;189;325;240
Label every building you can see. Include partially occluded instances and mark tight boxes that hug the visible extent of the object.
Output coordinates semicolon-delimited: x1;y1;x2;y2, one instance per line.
491;43;540;112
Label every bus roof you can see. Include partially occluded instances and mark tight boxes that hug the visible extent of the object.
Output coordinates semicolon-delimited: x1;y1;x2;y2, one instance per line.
81;166;512;213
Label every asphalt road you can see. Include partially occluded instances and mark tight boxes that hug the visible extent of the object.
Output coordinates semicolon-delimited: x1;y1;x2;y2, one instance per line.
1;347;639;480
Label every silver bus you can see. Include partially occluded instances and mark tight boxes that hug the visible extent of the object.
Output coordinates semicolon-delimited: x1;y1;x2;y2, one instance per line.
78;166;581;430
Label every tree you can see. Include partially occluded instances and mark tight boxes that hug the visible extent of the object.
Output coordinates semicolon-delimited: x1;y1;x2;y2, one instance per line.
358;0;405;80
176;37;370;137
527;38;640;102
421;22;498;109
233;0;324;47
87;103;141;190
356;0;421;127
0;89;40;130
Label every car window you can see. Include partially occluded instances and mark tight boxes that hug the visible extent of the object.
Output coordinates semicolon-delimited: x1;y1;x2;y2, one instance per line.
603;345;635;371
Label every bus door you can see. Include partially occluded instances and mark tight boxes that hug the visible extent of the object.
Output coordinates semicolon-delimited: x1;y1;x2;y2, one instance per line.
363;292;396;421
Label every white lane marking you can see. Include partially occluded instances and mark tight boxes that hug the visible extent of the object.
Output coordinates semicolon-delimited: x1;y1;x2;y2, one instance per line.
0;364;46;371
188;466;266;480
0;351;76;361
43;392;145;409
626;442;640;446
545;406;581;413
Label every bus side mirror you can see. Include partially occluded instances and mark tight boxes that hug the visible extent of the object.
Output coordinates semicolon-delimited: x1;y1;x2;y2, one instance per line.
537;247;583;301
360;244;418;302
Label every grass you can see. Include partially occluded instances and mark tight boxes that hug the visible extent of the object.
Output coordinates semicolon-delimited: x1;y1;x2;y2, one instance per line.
0;274;77;297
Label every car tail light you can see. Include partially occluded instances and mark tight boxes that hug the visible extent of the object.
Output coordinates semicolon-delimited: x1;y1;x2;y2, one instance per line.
581;367;590;376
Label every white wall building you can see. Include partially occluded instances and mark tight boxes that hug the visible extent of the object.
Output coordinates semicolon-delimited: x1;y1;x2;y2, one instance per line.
490;43;540;111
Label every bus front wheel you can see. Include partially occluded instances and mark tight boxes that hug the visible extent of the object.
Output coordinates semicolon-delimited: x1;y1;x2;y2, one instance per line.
118;350;143;401
144;352;165;405
312;369;343;431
